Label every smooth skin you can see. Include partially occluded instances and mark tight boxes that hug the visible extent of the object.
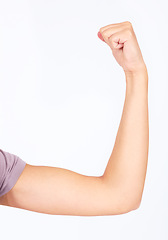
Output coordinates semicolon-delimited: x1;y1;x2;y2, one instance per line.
0;21;149;216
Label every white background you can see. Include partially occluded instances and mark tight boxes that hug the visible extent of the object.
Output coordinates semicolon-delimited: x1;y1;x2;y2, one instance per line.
0;0;167;239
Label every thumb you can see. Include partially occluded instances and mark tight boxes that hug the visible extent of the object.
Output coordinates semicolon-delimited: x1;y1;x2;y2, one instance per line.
98;31;123;48
97;31;105;42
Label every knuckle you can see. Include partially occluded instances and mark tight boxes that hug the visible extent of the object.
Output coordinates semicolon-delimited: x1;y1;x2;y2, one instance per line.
110;34;115;41
100;29;109;39
99;27;104;34
103;32;109;39
124;21;133;30
125;28;133;37
125;21;132;26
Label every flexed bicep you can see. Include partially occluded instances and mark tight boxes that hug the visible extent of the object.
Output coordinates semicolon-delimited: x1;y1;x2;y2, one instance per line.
0;162;134;216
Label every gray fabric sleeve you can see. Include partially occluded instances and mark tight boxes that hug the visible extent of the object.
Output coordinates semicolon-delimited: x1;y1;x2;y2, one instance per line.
0;149;26;197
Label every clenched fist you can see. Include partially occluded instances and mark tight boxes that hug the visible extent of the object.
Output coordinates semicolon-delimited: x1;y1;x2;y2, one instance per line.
98;21;147;75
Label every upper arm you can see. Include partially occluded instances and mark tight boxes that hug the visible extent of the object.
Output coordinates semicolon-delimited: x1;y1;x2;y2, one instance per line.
1;164;135;216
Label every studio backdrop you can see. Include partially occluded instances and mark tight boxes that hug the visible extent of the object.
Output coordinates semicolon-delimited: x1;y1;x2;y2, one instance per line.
0;0;167;240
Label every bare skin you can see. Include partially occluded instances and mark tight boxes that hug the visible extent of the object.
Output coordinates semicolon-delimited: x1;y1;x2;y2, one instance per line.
0;21;149;216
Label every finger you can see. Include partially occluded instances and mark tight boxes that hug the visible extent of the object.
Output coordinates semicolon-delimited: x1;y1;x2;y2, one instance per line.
97;31;105;42
108;29;131;50
100;26;126;43
113;42;125;49
99;21;131;33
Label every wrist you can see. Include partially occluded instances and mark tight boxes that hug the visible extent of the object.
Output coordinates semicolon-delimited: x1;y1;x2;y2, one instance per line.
125;67;148;95
124;64;148;81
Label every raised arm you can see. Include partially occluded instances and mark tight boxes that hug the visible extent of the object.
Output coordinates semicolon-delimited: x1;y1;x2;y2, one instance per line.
0;21;149;216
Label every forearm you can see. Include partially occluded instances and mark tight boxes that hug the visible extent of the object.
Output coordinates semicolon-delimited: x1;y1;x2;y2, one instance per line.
102;68;149;210
1;69;149;216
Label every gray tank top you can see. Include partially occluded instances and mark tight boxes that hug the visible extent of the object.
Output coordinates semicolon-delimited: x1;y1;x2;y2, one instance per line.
0;149;26;197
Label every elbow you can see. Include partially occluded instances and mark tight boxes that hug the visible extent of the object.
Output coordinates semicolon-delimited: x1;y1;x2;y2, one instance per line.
121;198;142;214
129;199;141;211
107;198;142;216
100;176;143;215
113;191;143;215
107;195;142;216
